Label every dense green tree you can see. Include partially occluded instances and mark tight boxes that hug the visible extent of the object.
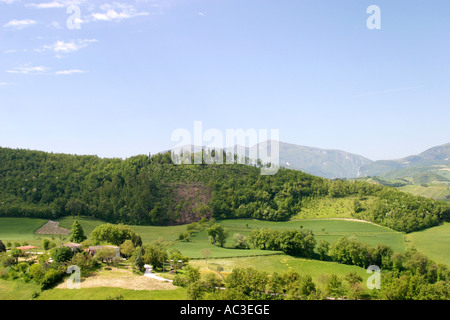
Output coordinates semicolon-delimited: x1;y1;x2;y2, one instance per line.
317;240;330;260
248;228;316;258
142;240;168;269
277;229;316;257
133;246;145;272
42;239;50;251
186;280;206;300
0;240;5;253
119;240;135;258
206;224;229;247
226;268;270;299
50;246;73;263
325;274;346;298
90;223;141;246
69;220;87;243
185;265;201;283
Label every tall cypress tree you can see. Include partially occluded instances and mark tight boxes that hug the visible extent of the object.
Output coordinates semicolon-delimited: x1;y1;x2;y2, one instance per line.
70;220;87;243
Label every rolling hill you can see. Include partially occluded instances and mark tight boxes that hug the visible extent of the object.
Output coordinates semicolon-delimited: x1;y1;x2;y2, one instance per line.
0;146;448;233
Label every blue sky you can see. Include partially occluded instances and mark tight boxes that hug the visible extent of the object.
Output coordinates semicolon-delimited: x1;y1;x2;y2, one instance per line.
0;0;449;160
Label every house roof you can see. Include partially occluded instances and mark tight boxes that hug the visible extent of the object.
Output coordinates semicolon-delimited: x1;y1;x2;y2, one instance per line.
88;245;119;250
63;242;82;248
16;246;38;251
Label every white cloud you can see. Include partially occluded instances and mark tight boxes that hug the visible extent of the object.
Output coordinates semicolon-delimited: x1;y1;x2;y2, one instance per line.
27;1;64;8
38;39;97;53
55;69;85;75
91;3;149;22
3;19;37;29
7;65;49;74
26;0;86;9
0;0;20;4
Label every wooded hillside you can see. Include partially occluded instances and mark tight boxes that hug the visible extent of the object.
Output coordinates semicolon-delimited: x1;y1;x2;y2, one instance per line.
0;147;448;232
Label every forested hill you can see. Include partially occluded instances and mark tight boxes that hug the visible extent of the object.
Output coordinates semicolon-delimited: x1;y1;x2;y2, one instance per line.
0;147;448;233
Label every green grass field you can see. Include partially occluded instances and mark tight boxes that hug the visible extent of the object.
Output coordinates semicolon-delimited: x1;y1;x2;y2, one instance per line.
37;287;187;300
217;218;406;253
190;254;371;283
0;279;42;300
398;184;450;202
0;216;406;256
58;216;188;244
0;216;446;300
406;222;450;266
171;218;405;258
0;217;49;247
0;279;186;300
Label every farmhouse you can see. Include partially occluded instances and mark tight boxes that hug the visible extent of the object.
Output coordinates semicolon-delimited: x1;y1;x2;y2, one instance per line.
62;242;82;252
16;245;38;253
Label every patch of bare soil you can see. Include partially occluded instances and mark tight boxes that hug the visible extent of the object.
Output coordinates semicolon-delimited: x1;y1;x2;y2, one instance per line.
171;183;212;224
56;267;176;291
35;220;70;235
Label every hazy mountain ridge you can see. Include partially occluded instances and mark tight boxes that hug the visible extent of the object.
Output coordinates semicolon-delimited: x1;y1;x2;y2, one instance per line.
169;141;450;179
358;142;450;179
245;141;449;179
277;142;372;179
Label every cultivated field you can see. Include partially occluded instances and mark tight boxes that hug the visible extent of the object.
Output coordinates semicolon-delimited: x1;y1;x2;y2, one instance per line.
0;217;49;247
190;254;372;283
406;222;450;266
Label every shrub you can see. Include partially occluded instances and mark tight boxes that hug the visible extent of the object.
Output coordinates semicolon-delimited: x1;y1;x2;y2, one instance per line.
29;263;46;282
41;269;63;289
232;233;249;249
50;246;73;263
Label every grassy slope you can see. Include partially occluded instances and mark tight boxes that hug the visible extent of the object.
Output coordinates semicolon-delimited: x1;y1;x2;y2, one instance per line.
217;219;405;253
0;279;41;300
398;184;450;202
0;216;440;300
190;255;371;283
0;279;186;300
0;216;406;255
406;222;450;266
37;287;186;300
58;216;189;244
0;217;48;247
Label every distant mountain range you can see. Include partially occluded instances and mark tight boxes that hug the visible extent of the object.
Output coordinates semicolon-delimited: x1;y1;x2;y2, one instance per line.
277;141;450;179
172;141;450;179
